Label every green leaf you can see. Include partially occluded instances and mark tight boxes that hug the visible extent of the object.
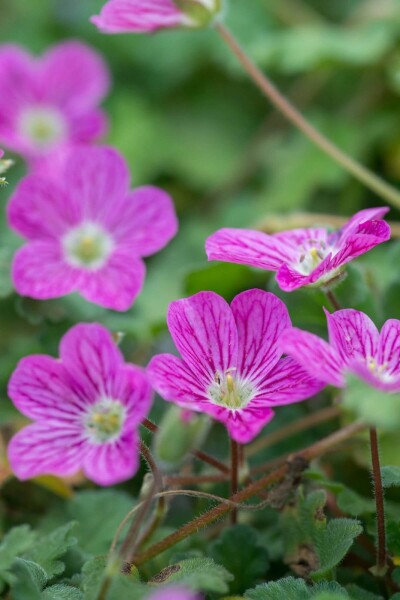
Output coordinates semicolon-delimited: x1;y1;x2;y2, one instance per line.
336;489;375;517
24;522;77;580
312;519;363;579
245;577;349;599
0;525;37;592
345;584;383;600
150;558;234;594
44;490;134;556
343;374;400;431
81;556;148;600
9;558;47;600
210;525;269;594
381;466;400;488
42;584;84;600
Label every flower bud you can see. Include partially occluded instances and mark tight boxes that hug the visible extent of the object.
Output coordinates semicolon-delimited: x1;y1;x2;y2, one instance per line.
153;405;211;469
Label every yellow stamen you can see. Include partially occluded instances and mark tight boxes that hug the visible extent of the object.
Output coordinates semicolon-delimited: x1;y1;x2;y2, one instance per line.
226;374;235;395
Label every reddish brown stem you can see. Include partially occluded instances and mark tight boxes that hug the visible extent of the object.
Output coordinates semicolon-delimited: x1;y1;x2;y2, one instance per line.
369;427;387;573
132;421;366;566
230;439;239;525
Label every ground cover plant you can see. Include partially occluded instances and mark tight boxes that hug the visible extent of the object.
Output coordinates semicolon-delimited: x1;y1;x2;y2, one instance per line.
2;0;400;598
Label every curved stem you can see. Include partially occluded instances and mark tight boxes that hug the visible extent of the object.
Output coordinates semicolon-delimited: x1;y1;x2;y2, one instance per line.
133;420;366;566
215;23;400;209
369;427;387;574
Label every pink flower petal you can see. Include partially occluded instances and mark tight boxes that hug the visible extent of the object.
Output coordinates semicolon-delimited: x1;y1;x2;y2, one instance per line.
328;220;390;271
12;241;79;299
325;308;379;364
202;402;275;444
206;228;294;270
70;110;108;144
62;146;130;220
331;207;390;245
378;319;400;375
256;356;324;404
111;186;178;257
78;250;146;312
167;291;238;383
0;45;36;151
117;365;153;428
8;422;85;480
147;353;208;406
148;586;202;600
91;0;188;34
8;355;88;421
348;360;400;393
231;289;291;383
59;323;124;399
279;328;345;387
8;176;79;240
82;430;140;486
39;41;110;112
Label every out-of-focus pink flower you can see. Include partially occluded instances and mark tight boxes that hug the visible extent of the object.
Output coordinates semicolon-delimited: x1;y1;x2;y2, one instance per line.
8;323;153;485
0;41;109;168
280;308;400;392
206;208;390;292
8;146;178;311
147;586;202;600
91;0;220;34
147;289;323;444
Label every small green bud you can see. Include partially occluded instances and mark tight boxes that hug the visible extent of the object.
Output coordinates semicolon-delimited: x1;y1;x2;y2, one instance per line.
154;405;211;469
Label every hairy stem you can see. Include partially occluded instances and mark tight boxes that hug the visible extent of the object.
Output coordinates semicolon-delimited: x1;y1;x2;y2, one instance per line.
369;427;387;573
215;23;400;209
142;418;230;474
132;420;366;566
119;442;161;563
230;439;239;524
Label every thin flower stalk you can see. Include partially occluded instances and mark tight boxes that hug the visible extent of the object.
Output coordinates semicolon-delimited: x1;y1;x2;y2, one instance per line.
215;23;400;209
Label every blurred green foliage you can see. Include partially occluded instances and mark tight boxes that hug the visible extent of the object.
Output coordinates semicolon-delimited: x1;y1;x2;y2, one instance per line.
2;0;400;597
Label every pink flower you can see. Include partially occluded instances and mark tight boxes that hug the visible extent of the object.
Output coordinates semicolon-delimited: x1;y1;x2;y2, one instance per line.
8;146;178;311
206;208;390;292
91;0;219;34
0;41;109;167
147;587;202;600
147;289;323;444
8;323;153;485
280;308;400;392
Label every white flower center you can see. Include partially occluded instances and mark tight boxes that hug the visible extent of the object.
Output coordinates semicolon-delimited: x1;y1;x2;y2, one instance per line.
295;240;329;275
18;105;67;150
84;398;126;444
208;370;254;410
366;357;394;383
63;222;114;271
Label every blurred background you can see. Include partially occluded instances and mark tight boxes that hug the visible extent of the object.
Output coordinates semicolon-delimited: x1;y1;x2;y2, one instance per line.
1;0;400;495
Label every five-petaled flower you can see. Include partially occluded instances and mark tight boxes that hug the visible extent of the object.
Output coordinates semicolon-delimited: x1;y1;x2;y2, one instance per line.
147;289;323;444
206;208;390;292
147;587;202;600
8;324;153;486
0;41;109;168
8;145;178;311
91;0;221;34
280;308;400;392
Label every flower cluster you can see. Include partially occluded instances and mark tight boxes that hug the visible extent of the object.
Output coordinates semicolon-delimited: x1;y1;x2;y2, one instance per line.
91;0;223;34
